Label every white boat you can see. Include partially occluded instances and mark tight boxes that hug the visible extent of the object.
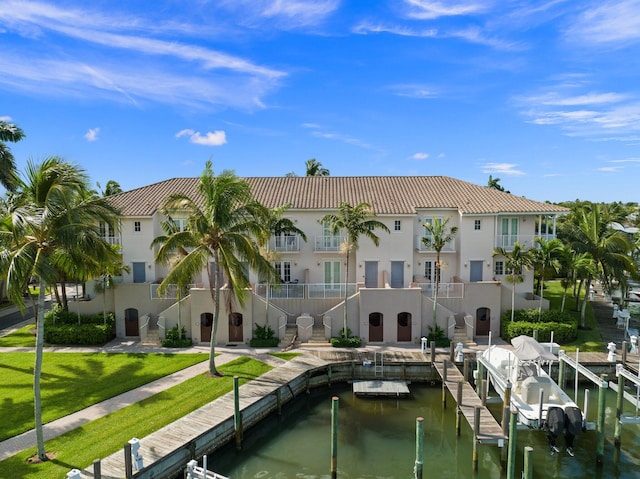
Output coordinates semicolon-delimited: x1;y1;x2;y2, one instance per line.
479;335;583;433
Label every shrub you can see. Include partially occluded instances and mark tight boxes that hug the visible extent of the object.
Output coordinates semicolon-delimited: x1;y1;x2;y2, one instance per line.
250;338;279;347
249;324;279;347
501;309;578;343
330;336;362;348
427;325;450;347
44;323;114;345
162;325;192;348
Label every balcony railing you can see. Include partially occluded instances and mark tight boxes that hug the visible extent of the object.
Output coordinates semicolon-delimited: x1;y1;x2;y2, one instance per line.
254;283;356;300
417;282;464;299
315;235;345;252
494;233;557;249
415;235;456;253
150;283;196;300
101;235;121;246
270;235;300;252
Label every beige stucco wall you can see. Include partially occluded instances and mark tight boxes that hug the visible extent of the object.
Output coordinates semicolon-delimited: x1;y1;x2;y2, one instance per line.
358;288;422;343
113;283;174;337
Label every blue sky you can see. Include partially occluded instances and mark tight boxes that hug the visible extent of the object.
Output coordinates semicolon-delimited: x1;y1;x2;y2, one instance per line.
1;0;640;203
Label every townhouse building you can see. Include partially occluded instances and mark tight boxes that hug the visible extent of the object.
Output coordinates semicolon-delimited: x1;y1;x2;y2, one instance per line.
87;175;567;346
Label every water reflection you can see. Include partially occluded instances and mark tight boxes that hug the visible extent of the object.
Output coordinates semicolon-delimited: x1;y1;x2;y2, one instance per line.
210;384;640;479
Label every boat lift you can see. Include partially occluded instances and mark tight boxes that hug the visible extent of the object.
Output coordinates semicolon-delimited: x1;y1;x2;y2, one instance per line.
185;455;229;479
610;362;640;449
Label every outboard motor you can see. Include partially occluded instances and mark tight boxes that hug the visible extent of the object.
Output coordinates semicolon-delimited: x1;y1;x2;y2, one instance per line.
545;407;565;453
564;406;583;437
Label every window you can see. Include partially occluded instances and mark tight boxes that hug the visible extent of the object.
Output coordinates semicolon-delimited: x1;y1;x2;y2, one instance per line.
134;221;141;232
173;218;187;232
275;261;291;283
474;219;481;230
423;217;444;237
494;261;504;276
394;220;401;231
424;261;433;281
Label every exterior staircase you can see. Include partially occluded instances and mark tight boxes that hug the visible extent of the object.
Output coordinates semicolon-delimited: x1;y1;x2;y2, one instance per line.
141;328;162;347
281;325;299;350
304;325;331;347
452;327;476;347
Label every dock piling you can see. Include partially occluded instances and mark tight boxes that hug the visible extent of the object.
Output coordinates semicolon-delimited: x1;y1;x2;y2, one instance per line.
450;342;455;362
476;362;484;396
500;405;510;467
463;357;469;383
472;406;481;471
414;417;424;479
234;376;243;451
615;370;624;447
430;341;435;364
596;376;607;466
456;381;463;436
93;459;101;479
622;341;628;365
506;409;518;479
442;361;448;409
523;446;533;479
124;442;132;479
331;396;339;479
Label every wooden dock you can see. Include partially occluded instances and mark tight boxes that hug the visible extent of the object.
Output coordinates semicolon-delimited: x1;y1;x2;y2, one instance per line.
433;361;506;446
353;379;411;397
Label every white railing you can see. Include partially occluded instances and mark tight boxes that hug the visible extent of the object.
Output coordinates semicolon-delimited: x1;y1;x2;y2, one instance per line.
323;315;332;340
101;235;121;246
415;236;455;253
314;235;345;252
139;314;150;340
186;456;229;479
495;234;557;249
417;282;464;299
447;315;456;340
308;283;356;299
270;235;301;252
255;283;305;299
158;315;166;339
150;283;196;300
254;283;357;300
278;315;287;340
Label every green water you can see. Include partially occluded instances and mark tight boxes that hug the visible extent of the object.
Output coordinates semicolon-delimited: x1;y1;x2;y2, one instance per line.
210;384;640;479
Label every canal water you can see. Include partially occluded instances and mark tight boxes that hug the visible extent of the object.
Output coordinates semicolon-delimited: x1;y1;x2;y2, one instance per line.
210;383;640;479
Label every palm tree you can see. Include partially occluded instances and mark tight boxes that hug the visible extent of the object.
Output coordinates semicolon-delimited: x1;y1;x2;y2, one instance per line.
0;157;120;461
532;237;563;318
93;245;130;324
152;161;274;375
0;120;25;192
422;217;458;325
565;203;636;326
557;245;592;313
493;242;535;321
320;202;389;338
305;158;329;177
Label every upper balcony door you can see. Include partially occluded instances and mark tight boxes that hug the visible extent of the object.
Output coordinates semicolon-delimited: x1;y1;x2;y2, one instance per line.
499;217;519;248
324;260;341;290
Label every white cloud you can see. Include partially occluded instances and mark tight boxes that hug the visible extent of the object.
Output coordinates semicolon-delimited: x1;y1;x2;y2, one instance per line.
0;115;12;121
390;84;440;99
597;166;623;172
219;0;339;29
566;0;640;45
176;129;227;146
302;123;376;150
481;162;525;176
402;0;490;20
84;127;99;142
412;152;429;160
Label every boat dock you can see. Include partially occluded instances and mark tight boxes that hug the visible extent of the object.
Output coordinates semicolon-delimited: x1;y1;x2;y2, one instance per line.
353;379;411;397
433;360;506;445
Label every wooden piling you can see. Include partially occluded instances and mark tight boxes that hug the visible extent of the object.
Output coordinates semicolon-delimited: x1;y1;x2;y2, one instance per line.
430;341;436;364
523;446;533;479
463;357;469;383
622;341;628;365
93;459;101;479
328;364;332;387
442;361;448;409
500;405;510;467
331;396;339;479
476;362;485;396
234;376;243;451
414;417;424;479
596;377;606;466
124;442;133;479
472;406;481;471
481;378;488;407
450;341;455;362
456;381;463;436
615;371;624;448
506;409;518;479
558;356;565;389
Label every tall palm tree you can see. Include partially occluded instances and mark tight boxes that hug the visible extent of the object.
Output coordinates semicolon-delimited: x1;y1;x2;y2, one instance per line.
0;120;25;192
320;202;389;338
305;158;330;177
0;157;120;461
557;244;592;313
422;217;458;325
565;203;636;326
532;237;563;318
493;242;535;321
153;161;274;375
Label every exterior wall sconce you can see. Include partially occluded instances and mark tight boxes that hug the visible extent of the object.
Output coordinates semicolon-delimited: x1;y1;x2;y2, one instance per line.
464;263;468;268
317;261;321;266
418;262;421;265
407;263;410;268
487;262;491;267
359;264;362;268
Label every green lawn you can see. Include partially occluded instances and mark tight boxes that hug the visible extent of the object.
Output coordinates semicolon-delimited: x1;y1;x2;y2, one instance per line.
0;352;207;441
0;323;36;347
541;281;603;352
0;356;271;479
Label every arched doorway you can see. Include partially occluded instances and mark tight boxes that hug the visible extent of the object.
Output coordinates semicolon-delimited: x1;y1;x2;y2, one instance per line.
397;312;412;342
369;312;383;342
229;312;244;342
476;307;490;336
124;308;139;336
200;313;213;342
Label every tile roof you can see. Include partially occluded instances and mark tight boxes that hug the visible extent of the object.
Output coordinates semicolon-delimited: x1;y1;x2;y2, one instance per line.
107;176;569;217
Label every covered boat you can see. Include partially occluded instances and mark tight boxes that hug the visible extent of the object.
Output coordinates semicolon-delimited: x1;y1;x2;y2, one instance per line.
479;335;583;432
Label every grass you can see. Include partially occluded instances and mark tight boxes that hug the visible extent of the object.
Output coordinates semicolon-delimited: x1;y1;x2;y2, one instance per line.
0;352;207;441
269;352;300;361
0;323;36;347
540;280;603;352
0;356;271;479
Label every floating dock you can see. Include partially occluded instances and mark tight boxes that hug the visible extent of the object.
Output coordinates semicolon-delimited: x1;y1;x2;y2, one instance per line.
353;379;411;397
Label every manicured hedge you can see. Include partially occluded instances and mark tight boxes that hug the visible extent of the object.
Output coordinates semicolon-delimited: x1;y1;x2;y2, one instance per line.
162;325;193;348
501;309;577;343
249;338;279;347
330;336;362;347
43;307;116;345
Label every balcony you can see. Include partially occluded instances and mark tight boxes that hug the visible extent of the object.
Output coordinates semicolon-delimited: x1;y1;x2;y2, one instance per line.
101;235;121;246
315;235;345;252
416;282;464;299
254;282;357;300
494;233;557;250
416;235;455;253
270;235;301;252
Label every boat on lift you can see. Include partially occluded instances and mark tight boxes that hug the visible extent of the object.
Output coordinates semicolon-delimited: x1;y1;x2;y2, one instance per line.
479;335;583;433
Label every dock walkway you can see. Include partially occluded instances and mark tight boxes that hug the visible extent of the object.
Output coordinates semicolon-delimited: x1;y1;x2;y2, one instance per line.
433;361;506;445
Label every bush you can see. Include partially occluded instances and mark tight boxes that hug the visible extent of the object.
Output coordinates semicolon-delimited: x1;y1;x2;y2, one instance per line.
249;323;278;347
330;336;362;348
43;307;116;345
250;338;279;347
161;325;192;348
427;325;450;347
501;309;578;343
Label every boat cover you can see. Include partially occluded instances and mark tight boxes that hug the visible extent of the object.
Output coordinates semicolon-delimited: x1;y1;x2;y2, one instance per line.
511;335;557;362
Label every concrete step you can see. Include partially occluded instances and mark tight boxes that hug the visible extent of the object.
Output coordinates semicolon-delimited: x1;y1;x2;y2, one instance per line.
140;329;161;346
